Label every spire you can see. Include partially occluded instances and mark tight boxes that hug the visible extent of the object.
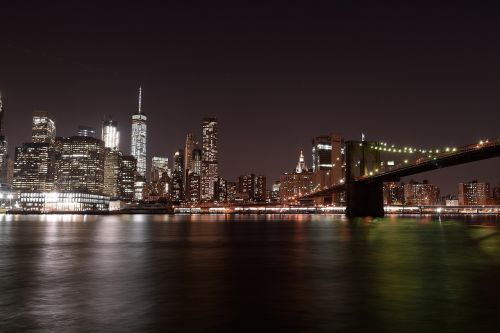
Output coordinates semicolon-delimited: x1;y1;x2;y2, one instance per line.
296;150;308;173
138;86;142;114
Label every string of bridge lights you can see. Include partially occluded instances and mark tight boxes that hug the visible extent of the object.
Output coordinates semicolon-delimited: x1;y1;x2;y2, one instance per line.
368;138;494;156
368;142;457;156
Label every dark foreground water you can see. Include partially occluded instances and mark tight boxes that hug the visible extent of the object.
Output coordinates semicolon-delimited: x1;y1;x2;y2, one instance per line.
1;214;500;332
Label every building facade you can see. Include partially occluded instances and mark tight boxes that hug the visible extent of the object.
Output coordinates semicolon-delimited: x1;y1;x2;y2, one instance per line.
458;181;491;205
403;180;440;205
201;118;218;201
54;136;105;194
383;182;405;205
13;143;55;192
131;87;147;178
103;149;122;198
119;155;136;201
32;111;56;144
279;152;314;203
0;93;9;184
102;117;119;150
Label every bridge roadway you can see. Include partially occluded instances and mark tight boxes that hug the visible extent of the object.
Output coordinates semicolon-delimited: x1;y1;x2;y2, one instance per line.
301;137;500;216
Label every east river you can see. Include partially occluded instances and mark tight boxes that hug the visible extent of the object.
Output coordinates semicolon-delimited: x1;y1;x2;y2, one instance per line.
1;214;499;332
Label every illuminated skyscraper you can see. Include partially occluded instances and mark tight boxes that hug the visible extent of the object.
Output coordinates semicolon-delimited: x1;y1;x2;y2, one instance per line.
184;133;197;194
0;93;9;184
54;136;105;194
201;117;218;201
102;117;119;150
103;149;122;198
151;156;170;182
131;87;147;178
119;155;136;201
32;111;56;144
13;143;55;192
192;148;202;174
171;149;184;201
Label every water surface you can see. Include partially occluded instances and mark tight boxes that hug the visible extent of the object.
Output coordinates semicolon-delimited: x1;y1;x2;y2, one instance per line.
1;214;499;332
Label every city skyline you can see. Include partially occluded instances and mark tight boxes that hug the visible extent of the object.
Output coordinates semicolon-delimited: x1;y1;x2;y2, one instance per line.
2;2;500;194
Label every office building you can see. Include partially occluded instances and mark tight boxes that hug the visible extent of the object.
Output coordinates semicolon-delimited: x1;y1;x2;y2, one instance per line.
0;93;9;184
279;151;314;203
54;136;105;194
192;148;202;174
201;117;218;201
102;117;119;150
383;182;405;205
458;181;491;205
186;172;201;203
311;134;345;191
238;174;267;202
403;180;440;205
13;143;55;192
131;87;147;178
184;133;197;194
215;177;228;202
32;111;56;143
150;156;170;182
103;149;122;198
119;155;136;201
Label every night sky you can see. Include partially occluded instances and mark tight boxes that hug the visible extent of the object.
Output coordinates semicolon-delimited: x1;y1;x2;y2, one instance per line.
1;1;500;194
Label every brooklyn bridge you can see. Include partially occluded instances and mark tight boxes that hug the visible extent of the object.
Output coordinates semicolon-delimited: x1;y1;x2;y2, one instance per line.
300;138;500;217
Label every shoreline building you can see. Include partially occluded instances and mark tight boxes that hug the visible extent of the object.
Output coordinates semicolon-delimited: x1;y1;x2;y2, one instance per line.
403;180;440;205
458;181;491;205
13;111;57;193
131;87;147;178
383;182;405;205
279;151;314;204
311;134;345;204
201;117;218;201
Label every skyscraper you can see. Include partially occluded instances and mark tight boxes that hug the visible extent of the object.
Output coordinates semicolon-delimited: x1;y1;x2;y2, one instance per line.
184;133;197;194
32;111;56;144
102;117;119;150
150;156;170;182
192;148;202;174
171;149;184;201
0;93;9;184
201;117;218;201
131;87;147;178
13;143;55;192
103;149;122;198
54;136;105;194
119;155;136;201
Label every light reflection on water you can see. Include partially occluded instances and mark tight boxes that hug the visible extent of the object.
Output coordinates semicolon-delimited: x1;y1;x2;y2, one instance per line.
0;214;499;332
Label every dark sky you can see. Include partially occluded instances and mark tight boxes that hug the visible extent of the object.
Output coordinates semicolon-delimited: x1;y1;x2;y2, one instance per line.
1;1;500;194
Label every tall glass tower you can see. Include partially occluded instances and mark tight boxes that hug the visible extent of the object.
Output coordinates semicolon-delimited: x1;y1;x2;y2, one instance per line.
102;117;119;150
0;92;8;184
131;87;147;178
201;117;218;201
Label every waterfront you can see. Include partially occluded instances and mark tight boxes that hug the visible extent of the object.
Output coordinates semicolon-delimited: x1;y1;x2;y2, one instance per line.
1;214;499;332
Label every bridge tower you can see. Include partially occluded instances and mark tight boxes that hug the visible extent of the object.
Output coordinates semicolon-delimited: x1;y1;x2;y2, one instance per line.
345;140;385;217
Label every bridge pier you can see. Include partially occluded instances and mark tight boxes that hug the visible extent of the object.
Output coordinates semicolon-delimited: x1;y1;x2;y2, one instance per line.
346;181;384;217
